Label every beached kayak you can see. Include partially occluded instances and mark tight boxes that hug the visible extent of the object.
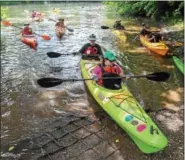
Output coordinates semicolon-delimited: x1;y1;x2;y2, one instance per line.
140;35;169;56
20;35;37;50
55;27;65;39
80;58;168;153
173;56;184;74
112;30;127;43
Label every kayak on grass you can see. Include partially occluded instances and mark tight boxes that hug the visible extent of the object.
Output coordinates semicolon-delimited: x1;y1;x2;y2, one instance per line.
20;35;37;50
80;56;168;154
173;56;184;74
140;35;169;56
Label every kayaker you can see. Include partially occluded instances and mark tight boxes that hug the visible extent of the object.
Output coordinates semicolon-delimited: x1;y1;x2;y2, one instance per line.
113;20;125;30
55;18;65;28
55;18;66;38
31;10;37;18
21;23;33;36
135;23;164;42
92;51;125;89
79;34;103;56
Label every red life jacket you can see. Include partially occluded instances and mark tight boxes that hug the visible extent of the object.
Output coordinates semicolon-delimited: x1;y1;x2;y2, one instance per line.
85;46;98;55
22;27;32;35
97;64;121;85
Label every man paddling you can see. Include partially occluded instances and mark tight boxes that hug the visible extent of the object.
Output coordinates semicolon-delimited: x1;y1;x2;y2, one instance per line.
21;23;33;36
140;23;164;42
79;34;103;56
113;20;125;30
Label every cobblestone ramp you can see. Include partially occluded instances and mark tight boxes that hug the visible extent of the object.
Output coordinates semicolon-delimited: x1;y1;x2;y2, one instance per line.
1;113;135;160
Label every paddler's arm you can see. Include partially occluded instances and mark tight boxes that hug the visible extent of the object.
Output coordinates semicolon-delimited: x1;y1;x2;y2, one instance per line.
79;43;88;54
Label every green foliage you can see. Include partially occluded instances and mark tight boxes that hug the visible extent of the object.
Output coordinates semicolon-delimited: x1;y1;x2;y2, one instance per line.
105;1;184;22
1;6;9;19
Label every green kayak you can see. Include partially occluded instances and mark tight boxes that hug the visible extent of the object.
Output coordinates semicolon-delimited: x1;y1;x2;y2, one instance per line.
80;59;168;154
173;56;184;74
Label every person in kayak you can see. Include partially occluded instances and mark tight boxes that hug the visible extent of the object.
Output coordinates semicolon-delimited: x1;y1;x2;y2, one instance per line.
113;20;125;30
55;18;66;38
31;10;37;18
135;23;163;42
21;23;33;36
55;18;65;28
92;51;125;89
79;34;103;56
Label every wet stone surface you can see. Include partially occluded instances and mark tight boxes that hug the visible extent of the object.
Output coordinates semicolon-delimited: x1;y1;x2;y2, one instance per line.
1;109;184;160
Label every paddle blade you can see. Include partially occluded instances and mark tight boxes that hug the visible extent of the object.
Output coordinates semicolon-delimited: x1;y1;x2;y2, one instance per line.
41;34;51;40
66;26;74;32
47;52;62;58
146;72;170;82
37;78;63;88
101;26;109;29
2;20;12;26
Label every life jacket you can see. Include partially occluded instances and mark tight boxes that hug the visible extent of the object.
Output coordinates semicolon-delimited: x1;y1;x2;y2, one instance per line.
97;64;121;86
85;46;98;55
22;27;32;35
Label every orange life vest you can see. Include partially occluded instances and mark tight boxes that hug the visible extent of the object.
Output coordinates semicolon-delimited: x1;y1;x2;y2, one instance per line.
97;64;121;85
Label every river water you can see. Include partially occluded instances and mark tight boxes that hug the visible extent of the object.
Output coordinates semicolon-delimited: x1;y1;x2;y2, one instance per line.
1;2;184;157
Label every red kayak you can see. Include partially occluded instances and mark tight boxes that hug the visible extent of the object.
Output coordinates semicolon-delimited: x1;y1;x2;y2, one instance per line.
20;35;38;50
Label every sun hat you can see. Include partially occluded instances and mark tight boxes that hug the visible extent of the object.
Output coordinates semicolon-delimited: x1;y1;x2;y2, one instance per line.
104;51;116;61
88;34;96;41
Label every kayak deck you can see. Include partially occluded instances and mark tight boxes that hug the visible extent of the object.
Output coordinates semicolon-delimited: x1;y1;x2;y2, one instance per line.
173;56;184;74
20;35;37;50
140;35;169;56
56;27;65;39
80;59;168;153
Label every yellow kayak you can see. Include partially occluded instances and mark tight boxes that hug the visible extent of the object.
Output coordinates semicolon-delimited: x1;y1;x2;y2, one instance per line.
112;30;127;43
140;35;169;56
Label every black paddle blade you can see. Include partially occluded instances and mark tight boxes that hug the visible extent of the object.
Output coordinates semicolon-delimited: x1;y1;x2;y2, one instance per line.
101;26;109;29
146;72;170;82
37;78;63;88
47;52;62;58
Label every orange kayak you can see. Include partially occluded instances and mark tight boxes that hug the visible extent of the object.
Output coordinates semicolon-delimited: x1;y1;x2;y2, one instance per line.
55;27;65;39
20;35;38;50
140;35;169;56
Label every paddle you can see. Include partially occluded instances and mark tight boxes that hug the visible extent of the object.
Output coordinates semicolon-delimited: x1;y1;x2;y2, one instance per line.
1;20;51;40
37;72;170;88
48;18;74;32
47;51;79;58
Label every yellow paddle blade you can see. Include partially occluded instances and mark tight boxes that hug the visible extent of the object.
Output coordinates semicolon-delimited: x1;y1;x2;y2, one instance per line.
41;34;51;40
1;20;12;26
174;42;183;47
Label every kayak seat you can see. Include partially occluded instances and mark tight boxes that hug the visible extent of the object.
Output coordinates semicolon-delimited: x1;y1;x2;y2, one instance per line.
102;73;122;90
